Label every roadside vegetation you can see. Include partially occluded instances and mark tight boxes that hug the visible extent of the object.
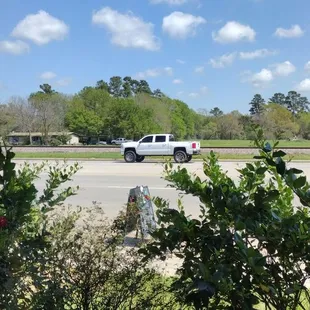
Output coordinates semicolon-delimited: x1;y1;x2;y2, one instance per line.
1;80;310;146
2;128;310;309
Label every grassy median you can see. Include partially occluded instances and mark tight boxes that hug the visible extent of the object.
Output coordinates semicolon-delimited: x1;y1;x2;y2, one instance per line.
200;139;310;148
13;152;310;161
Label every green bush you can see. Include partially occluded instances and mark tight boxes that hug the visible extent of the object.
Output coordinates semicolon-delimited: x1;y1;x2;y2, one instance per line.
21;207;181;310
0;145;81;308
0;144;181;309
49;134;71;146
140;128;310;310
49;137;63;146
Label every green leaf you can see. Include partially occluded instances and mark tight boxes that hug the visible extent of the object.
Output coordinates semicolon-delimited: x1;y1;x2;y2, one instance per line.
285;287;295;295
260;283;270;293
293;176;307;189
256;167;268;175
266;158;276;167
246;163;255;171
288;168;303;175
198;262;209;279
175;253;184;259
255;256;266;267
273;150;286;158
271;211;281;221
264;190;280;202
276;159;286;176
273;141;280;148
253;156;265;159
235;220;246;231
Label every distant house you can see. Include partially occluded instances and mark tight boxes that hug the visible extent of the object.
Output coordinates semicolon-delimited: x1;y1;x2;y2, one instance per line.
6;132;80;145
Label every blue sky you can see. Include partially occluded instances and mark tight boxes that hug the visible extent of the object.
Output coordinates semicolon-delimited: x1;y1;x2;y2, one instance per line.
0;0;310;113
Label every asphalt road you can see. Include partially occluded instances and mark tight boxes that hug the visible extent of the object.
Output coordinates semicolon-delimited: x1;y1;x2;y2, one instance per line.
13;159;310;220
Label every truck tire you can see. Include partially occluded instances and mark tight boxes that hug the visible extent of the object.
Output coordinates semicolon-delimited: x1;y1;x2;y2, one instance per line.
174;150;187;163
136;155;145;162
124;150;136;163
186;155;192;162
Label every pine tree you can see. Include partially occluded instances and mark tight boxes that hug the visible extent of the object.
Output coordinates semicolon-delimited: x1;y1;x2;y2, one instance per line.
269;93;286;105
249;94;265;116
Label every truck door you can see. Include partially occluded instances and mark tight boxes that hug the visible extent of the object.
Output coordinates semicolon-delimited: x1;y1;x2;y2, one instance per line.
151;135;169;155
136;135;154;155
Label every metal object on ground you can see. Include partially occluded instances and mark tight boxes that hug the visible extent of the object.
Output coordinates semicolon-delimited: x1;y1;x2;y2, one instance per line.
125;186;156;240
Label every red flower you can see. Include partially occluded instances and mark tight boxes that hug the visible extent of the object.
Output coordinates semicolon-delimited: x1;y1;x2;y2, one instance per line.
0;216;8;228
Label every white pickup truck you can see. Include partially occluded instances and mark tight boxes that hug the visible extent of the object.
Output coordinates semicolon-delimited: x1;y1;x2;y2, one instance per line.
111;137;133;145
120;134;201;163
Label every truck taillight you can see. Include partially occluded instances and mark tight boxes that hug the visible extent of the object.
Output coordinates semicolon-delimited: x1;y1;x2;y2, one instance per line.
192;142;196;149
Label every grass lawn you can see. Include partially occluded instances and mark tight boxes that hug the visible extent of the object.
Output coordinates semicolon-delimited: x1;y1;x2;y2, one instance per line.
13;152;310;161
200;139;310;148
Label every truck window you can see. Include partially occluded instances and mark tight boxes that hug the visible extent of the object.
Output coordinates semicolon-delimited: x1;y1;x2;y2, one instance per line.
155;135;166;143
141;136;153;143
169;135;175;141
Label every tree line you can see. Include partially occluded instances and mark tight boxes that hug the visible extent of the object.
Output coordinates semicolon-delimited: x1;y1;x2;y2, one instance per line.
0;76;310;144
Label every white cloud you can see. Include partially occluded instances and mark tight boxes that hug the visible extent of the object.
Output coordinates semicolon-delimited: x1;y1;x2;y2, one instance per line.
11;10;69;45
271;61;296;77
189;92;199;98
173;79;183;84
56;78;72;87
176;59;186;64
305;61;310;73
239;49;277;60
243;61;295;88
136;69;161;79
274;25;304;38
92;7;160;51
296;79;310;92
164;67;173;75
40;71;57;80
209;52;236;68
177;91;184;96
194;66;205;73
135;67;173;79
212;21;256;44
150;0;187;5
250;68;273;88
162;11;206;39
0;40;30;55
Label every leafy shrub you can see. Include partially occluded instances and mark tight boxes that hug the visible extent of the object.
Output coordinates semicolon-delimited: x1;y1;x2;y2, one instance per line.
49;137;63;146
57;134;71;145
140;129;310;310
0;145;81;308
0;144;181;310
19;206;182;310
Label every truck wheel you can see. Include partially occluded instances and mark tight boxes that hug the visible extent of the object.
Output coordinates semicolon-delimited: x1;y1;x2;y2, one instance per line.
124;150;136;163
174;150;187;163
136;155;145;162
186;155;192;162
